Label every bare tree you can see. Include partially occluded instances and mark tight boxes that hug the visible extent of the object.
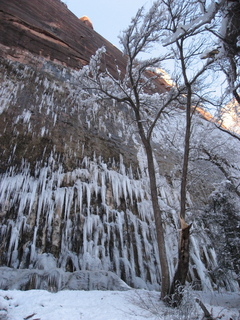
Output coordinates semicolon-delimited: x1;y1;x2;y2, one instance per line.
159;0;218;305
159;0;240;302
79;2;178;301
79;0;218;304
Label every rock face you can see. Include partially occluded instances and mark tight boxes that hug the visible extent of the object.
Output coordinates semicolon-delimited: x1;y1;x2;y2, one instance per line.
0;0;239;291
0;0;126;73
0;60;162;289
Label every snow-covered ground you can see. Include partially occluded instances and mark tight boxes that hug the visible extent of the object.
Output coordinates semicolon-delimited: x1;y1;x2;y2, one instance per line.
0;289;239;320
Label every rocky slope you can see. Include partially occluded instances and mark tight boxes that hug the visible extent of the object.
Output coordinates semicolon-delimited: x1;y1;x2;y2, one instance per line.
0;0;239;292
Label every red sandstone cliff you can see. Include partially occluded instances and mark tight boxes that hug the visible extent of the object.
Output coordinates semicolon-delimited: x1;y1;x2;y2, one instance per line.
0;0;126;74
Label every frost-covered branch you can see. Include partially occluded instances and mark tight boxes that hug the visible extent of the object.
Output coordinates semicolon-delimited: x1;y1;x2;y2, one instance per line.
202;148;240;197
119;1;164;59
162;0;225;46
163;0;240;106
214;122;240;142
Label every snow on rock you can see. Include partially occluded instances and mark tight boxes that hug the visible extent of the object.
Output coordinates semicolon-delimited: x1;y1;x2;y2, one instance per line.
0;267;130;292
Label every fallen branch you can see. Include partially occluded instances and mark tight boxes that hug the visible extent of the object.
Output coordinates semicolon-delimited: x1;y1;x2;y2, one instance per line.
24;313;37;320
195;298;214;320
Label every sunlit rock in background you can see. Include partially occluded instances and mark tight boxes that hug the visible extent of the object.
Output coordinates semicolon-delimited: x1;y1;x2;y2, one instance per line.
80;16;94;30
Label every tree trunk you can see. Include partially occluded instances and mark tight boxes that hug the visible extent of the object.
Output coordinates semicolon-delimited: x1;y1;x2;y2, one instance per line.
170;94;192;305
138;125;170;301
145;141;170;300
168;221;192;306
180;84;191;220
171;41;192;302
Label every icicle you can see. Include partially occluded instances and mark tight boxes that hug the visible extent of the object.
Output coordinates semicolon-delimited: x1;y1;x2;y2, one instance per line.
100;172;106;206
119;154;126;176
190;237;213;291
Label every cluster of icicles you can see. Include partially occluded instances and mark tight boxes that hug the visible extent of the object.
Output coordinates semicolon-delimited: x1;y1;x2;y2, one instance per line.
0;153;226;291
0;155;164;290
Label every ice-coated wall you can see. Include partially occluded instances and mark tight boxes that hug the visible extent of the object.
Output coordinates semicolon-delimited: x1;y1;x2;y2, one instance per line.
0;57;239;292
0;155;165;290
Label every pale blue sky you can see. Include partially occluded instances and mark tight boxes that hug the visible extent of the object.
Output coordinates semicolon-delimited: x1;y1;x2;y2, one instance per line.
62;0;154;50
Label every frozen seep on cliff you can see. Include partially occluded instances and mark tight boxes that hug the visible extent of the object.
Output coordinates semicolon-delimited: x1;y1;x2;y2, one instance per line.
0;58;239;292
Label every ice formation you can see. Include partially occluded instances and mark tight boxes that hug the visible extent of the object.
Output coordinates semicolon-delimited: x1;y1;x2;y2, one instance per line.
0;58;239;292
0;155;165;290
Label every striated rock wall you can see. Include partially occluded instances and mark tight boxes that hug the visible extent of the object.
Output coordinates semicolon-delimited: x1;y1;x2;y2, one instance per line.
0;0;127;73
